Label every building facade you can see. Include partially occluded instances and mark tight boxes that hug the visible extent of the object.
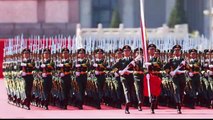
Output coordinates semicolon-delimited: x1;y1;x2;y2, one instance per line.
0;0;210;38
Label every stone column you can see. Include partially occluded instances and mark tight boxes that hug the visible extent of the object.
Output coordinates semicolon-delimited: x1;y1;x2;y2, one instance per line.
68;0;80;23
122;0;134;27
80;0;92;27
37;0;46;23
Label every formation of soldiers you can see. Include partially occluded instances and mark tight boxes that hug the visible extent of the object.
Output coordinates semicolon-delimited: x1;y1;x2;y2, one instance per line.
3;39;213;114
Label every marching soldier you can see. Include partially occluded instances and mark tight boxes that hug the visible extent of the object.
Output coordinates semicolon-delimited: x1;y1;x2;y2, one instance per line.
112;45;135;114
186;49;201;109
144;44;162;114
40;48;55;110
73;48;89;109
133;48;144;111
164;45;187;114
110;48;124;108
20;48;35;110
92;48;108;109
57;48;72;109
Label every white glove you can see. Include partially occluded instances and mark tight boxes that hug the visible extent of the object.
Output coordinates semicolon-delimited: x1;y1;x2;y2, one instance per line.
146;74;150;80
209;65;213;68
181;60;186;66
144;62;152;66
76;72;80;77
35;66;40;69
21;72;26;76
21;63;27;67
209;71;213;75
41;64;46;68
93;63;98;67
119;70;125;75
177;70;186;74
204;64;208;67
114;72;119;77
58;64;64;67
60;73;65;77
204;72;208;77
42;73;47;77
170;71;176;77
189;72;193;77
14;66;17;70
75;64;81;68
95;71;99;75
135;55;142;61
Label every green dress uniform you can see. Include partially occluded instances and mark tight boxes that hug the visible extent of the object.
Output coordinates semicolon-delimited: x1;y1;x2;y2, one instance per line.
40;51;54;110
186;49;201;108
112;45;134;114
20;49;35;110
164;45;186;114
133;48;144;111
92;49;108;108
57;58;72;109
73;48;89;109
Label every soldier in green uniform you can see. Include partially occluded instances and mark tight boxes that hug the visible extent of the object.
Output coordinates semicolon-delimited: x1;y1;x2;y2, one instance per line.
92;48;108;109
73;48;89;109
145;44;163;114
112;45;134;114
186;49;201;109
20;48;35;110
40;48;55;110
57;48;72;109
110;48;124;109
133;48;144;111
164;45;187;114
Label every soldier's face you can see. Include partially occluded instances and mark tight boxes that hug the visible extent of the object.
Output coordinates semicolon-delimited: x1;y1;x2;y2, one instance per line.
123;49;131;57
96;53;103;58
23;53;30;59
205;53;210;59
78;53;85;58
173;48;181;56
190;52;197;59
148;47;155;56
43;53;50;59
62;52;69;59
115;52;123;59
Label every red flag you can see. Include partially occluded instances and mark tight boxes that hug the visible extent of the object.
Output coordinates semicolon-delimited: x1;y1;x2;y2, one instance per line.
143;74;162;97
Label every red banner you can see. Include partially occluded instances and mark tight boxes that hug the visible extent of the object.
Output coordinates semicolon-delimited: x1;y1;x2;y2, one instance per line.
143;74;162;97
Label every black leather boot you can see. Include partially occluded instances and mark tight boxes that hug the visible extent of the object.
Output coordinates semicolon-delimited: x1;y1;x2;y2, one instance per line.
125;103;130;114
138;103;142;111
177;103;182;114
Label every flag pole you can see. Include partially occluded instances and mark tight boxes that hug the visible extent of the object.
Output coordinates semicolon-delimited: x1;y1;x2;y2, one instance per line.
139;0;151;102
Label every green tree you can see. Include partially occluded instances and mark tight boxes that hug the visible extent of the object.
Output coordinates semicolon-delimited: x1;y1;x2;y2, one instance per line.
168;0;187;27
110;9;121;28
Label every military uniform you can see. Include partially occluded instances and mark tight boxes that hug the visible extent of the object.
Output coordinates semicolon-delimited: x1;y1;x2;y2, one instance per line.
110;48;124;108
112;45;134;114
92;48;108;109
186;49;201;108
146;44;163;114
73;48;89;109
133;48;144;111
57;48;72;109
164;45;186;114
40;48;55;110
20;48;35;110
